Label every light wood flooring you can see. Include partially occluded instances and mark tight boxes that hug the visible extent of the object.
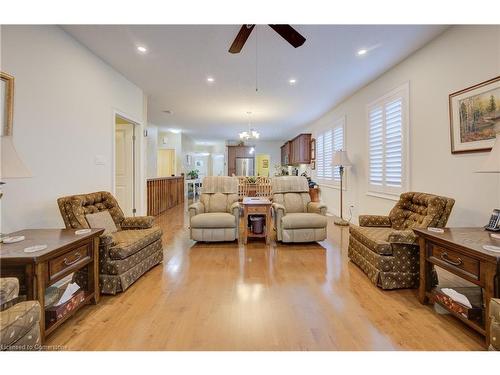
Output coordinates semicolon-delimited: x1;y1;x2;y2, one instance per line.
46;203;485;350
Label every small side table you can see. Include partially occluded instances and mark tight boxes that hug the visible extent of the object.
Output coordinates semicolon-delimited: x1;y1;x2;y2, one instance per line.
414;227;500;348
242;197;272;245
0;228;104;343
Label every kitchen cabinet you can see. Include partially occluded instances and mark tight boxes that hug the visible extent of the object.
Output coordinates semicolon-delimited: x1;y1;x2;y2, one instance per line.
281;133;311;165
280;141;290;165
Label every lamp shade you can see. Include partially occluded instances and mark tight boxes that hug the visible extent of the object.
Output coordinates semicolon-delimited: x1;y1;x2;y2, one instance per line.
332;150;352;167
1;136;32;179
477;126;500;173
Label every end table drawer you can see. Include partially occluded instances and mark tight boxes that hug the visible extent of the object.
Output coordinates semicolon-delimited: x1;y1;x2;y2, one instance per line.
429;245;479;279
247;206;267;214
49;243;91;280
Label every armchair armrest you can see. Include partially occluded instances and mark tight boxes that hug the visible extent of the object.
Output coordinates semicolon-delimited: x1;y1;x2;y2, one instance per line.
272;202;286;215
0;278;19;307
121;216;155;229
230;202;240;218
188;202;205;218
97;233;115;261
388;229;419;245
307;201;327;215
359;215;392;227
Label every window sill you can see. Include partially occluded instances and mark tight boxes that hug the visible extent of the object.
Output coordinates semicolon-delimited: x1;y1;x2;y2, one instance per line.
318;183;345;191
366;191;400;201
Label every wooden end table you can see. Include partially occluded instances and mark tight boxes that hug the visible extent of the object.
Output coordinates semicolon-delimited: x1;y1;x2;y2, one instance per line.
242;197;272;244
414;227;500;348
0;228;104;343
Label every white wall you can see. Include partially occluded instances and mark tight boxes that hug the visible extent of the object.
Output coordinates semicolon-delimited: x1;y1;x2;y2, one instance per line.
0;26;145;233
145;125;158;179
303;25;500;226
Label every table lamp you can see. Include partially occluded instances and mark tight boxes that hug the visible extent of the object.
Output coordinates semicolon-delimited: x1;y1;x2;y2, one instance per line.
476;124;500;251
332;150;352;226
1;136;31;184
1;136;31;242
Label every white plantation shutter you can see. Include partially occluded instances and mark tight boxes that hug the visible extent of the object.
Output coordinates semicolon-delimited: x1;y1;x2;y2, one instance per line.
368;83;408;195
369;106;384;186
385;99;403;187
316;134;324;178
332;125;344;182
323;130;333;179
315;117;345;184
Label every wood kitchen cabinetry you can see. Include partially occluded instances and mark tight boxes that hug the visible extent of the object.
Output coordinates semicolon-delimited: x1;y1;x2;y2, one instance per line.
281;133;312;165
280;141;291;165
227;145;254;176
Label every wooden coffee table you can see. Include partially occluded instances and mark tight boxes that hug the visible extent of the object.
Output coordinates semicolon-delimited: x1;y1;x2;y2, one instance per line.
0;228;104;343
241;197;272;245
414;227;500;347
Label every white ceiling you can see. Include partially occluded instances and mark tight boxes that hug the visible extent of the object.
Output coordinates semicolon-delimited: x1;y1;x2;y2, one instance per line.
63;25;448;141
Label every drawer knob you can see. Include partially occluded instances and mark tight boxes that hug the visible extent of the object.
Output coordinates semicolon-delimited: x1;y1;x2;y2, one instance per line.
63;252;82;266
440;252;463;266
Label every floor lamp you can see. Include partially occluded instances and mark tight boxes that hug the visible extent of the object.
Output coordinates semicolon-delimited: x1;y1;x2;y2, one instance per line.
332;150;352;226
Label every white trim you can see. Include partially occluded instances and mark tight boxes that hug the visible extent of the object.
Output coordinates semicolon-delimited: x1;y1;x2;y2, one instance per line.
112;108;143;216
366;191;400;201
366;82;410;197
318;182;347;191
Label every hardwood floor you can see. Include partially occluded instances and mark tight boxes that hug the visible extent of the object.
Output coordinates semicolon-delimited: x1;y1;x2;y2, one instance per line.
46;203;485;350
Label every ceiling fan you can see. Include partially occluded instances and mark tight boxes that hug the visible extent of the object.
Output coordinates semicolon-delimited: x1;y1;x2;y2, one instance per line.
228;24;306;54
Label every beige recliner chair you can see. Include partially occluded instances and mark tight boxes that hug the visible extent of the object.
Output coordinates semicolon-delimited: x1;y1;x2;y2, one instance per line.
272;176;328;243
188;176;240;242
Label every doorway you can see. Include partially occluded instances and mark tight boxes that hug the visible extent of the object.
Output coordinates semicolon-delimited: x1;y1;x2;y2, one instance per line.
157;148;176;176
114;115;136;216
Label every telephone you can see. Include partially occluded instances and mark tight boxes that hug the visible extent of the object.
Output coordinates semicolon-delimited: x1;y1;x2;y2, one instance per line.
485;209;500;231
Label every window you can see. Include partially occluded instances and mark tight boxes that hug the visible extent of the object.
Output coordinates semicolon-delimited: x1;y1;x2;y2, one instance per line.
367;83;409;196
315;117;345;184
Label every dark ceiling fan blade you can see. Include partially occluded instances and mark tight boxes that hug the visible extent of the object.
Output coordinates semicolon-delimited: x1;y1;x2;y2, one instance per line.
228;25;255;54
268;25;306;48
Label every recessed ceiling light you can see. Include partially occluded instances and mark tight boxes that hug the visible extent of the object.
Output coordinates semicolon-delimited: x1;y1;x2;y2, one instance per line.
289;78;297;85
206;77;215;83
357;49;367;56
137;46;148;53
169;129;181;134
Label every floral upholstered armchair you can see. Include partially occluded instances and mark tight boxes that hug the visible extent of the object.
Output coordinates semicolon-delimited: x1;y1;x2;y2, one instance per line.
0;278;41;351
58;192;163;294
188;176;240;242
348;192;455;290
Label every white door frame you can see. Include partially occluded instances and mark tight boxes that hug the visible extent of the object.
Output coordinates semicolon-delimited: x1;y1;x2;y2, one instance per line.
112;109;144;216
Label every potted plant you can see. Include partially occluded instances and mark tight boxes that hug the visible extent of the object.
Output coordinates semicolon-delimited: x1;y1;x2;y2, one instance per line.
187;169;199;179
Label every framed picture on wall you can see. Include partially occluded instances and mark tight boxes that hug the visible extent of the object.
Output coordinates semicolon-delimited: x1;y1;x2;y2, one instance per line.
1;72;14;136
449;76;500;154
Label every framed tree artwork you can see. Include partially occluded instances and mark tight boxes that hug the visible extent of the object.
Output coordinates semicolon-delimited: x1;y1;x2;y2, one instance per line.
1;72;14;136
449;76;500;154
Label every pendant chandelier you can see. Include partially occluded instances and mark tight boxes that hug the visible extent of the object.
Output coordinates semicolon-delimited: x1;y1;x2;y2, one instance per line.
239;111;260;140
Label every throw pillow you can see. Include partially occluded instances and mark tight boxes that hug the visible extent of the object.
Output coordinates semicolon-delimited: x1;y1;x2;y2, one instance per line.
85;211;118;235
